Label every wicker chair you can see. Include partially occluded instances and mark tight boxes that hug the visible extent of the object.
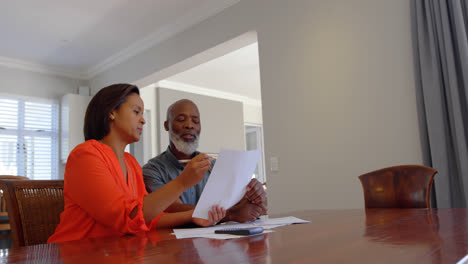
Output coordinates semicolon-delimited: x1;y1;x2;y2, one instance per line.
358;165;437;208
0;176;29;240
0;180;64;247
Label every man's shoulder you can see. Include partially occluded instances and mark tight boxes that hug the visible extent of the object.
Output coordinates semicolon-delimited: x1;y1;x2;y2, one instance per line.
145;153;164;165
144;153;170;169
143;150;179;175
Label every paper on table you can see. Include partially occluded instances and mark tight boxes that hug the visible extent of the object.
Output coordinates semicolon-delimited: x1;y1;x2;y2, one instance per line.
192;149;261;220
458;254;468;264
254;216;310;226
173;216;310;240
187;230;274;240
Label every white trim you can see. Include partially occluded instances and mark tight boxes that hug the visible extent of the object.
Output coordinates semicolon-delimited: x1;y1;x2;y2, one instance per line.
0;56;87;80
244;122;263;128
0;92;59;104
157;80;261;107
86;0;241;78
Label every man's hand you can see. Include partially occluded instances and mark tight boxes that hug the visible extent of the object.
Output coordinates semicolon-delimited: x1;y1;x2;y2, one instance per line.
225;198;264;223
245;179;267;213
178;153;211;189
193;205;226;227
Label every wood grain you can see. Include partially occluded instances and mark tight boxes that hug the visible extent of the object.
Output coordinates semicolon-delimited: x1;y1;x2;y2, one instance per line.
1;209;467;263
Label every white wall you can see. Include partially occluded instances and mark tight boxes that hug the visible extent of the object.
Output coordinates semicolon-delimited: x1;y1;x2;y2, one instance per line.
89;0;423;214
61;94;91;164
141;85;254;158
140;86;158;157
244;104;262;125
0;66;85;99
157;87;245;153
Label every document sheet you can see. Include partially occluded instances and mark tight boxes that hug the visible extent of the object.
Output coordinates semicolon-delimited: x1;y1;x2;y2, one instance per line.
173;216;310;240
192;149;261;220
458;254;468;264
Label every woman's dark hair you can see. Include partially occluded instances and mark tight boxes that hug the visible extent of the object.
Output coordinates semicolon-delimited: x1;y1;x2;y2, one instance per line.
84;83;140;141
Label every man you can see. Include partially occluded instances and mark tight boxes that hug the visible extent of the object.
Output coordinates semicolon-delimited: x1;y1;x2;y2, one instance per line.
143;99;267;222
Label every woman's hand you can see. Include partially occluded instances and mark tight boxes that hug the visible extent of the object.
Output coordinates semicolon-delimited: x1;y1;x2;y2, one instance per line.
192;205;226;227
178;153;211;189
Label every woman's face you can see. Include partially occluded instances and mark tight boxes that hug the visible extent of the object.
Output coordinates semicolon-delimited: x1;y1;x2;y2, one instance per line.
110;93;146;144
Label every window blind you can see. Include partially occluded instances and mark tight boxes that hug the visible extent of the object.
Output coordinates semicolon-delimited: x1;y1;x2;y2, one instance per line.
0;97;58;179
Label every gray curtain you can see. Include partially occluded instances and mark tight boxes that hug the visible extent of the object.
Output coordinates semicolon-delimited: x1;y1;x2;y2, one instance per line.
411;0;468;208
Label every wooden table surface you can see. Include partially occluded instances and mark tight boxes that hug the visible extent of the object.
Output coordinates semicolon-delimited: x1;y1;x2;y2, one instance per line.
1;209;467;263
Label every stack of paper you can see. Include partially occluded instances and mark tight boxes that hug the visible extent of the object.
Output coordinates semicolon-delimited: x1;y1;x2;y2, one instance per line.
173;216;310;240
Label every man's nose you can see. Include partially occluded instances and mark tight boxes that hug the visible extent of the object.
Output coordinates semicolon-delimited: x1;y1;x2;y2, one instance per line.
184;120;194;129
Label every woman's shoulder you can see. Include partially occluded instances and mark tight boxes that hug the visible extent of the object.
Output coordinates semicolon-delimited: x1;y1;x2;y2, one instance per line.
68;140;113;161
70;140;99;154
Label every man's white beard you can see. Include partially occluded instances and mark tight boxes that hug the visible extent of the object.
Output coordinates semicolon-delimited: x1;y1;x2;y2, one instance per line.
170;131;199;155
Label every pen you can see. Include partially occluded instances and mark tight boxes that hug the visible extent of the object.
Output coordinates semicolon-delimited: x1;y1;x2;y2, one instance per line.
179;153;218;164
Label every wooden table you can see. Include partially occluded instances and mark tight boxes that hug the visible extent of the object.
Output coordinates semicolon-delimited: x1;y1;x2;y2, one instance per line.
1;209;467;263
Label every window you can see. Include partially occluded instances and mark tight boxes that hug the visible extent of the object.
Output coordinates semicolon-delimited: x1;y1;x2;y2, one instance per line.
245;124;266;183
0;97;58;179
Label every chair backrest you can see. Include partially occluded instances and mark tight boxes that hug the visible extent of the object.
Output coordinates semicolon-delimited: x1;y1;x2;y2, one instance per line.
358;165;437;208
0;176;29;180
0;176;29;214
0;180;64;247
0;176;30;240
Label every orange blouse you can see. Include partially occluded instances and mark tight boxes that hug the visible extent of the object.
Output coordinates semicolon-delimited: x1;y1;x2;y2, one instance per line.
48;140;164;243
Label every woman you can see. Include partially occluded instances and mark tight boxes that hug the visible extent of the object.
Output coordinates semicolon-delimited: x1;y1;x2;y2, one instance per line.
49;84;225;243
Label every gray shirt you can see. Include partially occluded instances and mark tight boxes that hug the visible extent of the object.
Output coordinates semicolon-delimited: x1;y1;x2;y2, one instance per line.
142;146;213;205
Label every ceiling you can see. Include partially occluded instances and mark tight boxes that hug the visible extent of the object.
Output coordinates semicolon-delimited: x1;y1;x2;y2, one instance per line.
0;0;239;78
165;43;261;102
0;0;261;102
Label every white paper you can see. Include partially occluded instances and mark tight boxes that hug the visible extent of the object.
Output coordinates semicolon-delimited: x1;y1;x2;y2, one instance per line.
458;254;468;264
254;216;310;226
173;216;310;240
192;149;261;220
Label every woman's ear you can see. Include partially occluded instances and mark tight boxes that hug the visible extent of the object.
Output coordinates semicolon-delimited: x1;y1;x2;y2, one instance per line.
109;113;115;121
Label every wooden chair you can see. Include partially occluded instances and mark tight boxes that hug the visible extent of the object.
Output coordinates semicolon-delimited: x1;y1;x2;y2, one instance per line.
0;176;29;240
0;176;29;213
358;165;437;208
0;180;64;247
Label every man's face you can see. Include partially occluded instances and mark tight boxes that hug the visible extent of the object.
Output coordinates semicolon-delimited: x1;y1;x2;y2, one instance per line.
166;101;201;155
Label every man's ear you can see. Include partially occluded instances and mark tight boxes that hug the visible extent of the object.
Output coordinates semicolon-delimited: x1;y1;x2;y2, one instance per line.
164;121;169;131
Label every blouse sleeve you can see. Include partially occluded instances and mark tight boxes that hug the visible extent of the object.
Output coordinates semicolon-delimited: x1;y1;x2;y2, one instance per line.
147;212;165;230
126;154;167;230
65;145;149;234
